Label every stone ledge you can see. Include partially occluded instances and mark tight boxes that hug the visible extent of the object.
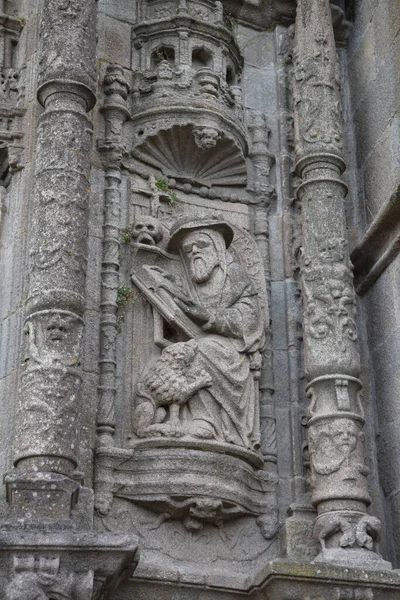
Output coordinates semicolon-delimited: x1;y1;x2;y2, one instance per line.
125;559;400;599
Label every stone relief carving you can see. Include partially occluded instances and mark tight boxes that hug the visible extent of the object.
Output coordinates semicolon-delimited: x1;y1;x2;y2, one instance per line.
301;238;357;346
131;215;266;451
134;339;212;438
95;213;276;538
315;513;381;553
5;569;75;600
308;418;368;480
293;28;342;154
128;0;247;196
193;125;221;149
24;311;83;367
98;498;277;566
131;216;164;246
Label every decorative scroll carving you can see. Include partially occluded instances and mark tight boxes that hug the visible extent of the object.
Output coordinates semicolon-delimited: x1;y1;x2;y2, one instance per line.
293;6;343;156
302;238;357;350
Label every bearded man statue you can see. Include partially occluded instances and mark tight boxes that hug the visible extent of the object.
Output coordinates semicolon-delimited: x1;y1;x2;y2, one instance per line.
133;215;266;453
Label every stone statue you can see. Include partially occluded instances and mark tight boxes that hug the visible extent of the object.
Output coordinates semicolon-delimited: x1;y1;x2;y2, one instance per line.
132;215;266;452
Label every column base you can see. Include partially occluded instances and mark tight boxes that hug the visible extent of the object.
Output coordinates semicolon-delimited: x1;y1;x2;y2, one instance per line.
0;531;138;600
4;471;81;527
313;547;392;570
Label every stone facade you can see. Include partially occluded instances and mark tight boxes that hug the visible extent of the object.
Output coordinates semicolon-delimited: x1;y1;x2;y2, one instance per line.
0;0;400;598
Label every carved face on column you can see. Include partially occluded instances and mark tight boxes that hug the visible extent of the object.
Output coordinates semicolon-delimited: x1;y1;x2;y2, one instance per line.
25;312;83;366
132;217;164;246
319;238;347;264
310;418;361;476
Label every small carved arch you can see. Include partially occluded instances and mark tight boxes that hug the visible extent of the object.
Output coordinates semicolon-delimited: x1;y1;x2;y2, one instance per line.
191;47;213;70
151;46;176;69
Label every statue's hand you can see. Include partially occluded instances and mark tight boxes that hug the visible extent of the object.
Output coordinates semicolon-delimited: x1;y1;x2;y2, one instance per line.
174;297;211;326
147;265;173;280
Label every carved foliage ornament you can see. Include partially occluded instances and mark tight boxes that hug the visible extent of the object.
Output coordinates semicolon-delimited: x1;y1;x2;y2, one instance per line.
301;238;357;347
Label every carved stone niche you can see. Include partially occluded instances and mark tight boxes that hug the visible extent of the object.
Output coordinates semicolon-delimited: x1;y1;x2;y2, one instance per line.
129;0;247;194
96;214;277;535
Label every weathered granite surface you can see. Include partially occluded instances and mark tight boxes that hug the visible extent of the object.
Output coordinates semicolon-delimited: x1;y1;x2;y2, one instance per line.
0;0;399;598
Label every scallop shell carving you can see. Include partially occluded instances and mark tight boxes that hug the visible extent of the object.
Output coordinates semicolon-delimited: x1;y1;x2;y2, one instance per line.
132;125;247;187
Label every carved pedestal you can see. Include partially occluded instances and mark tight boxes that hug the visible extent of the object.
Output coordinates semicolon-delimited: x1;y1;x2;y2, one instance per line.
97;443;277;534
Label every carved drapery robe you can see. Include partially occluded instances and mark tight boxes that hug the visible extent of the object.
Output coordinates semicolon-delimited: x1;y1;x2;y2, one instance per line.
179;252;265;451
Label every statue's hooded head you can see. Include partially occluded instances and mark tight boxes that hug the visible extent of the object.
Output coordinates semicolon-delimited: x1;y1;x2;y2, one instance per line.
167;216;234;285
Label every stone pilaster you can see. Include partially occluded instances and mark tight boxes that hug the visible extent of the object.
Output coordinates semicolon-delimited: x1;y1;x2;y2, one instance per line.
12;0;96;506
292;0;389;568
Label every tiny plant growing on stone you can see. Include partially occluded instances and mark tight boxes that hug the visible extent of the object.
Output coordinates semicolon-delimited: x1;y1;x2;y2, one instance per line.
121;227;133;245
155;175;178;206
117;285;135;309
117;285;136;331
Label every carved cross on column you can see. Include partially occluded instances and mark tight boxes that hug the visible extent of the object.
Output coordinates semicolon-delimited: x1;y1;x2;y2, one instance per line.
292;0;390;569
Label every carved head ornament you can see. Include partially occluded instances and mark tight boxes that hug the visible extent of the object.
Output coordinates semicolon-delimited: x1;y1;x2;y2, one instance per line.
132;216;164;246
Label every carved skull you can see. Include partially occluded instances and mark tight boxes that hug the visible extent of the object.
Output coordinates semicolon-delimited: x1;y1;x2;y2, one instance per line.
132;216;164;246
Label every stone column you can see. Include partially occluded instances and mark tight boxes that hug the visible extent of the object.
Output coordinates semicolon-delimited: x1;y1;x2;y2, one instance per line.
292;0;389;568
97;65;131;448
0;5;140;596
10;0;97;514
248;112;277;470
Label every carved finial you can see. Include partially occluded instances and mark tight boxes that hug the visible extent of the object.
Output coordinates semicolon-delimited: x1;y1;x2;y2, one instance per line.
214;1;224;23
177;0;188;14
103;64;131;103
99;65;131;166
